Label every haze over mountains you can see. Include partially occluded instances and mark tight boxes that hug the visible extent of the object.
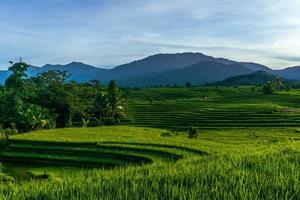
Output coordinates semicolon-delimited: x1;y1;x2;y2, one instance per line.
1;53;300;87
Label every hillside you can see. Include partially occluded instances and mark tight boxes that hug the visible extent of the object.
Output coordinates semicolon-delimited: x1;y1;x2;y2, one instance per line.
120;61;253;86
273;66;300;80
209;71;291;86
106;53;271;82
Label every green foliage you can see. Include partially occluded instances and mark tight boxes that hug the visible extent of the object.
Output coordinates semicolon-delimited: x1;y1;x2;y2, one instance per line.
107;80;126;120
262;77;283;95
81;118;90;128
187;126;199;138
0;62;55;132
30;70;72;128
160;132;173;137
3;127;18;136
262;81;275;95
5;61;29;90
0;60;127;132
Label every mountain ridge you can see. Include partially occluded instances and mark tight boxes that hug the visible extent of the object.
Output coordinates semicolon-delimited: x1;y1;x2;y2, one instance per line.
0;52;299;86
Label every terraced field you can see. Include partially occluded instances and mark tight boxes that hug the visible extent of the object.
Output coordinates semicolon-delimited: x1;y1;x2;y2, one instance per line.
124;88;300;130
1;88;300;199
1;126;300;199
0;126;207;180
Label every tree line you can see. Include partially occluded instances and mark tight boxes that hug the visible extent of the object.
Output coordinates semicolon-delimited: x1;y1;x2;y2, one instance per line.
0;61;125;134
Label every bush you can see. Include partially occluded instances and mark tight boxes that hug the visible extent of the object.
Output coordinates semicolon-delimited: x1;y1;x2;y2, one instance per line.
0;164;14;183
160;132;173;137
187;126;199;138
103;118;118;125
4;128;18;136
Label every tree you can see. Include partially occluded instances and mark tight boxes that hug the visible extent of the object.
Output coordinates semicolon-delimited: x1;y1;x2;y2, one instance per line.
0;61;53;132
185;82;192;88
0;60;128;132
262;77;284;95
262;81;275;95
107;80;125;119
5;61;29;90
30;70;72;128
94;92;109;123
274;77;283;94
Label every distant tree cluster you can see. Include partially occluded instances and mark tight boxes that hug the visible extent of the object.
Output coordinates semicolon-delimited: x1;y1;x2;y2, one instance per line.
0;61;126;133
262;77;283;95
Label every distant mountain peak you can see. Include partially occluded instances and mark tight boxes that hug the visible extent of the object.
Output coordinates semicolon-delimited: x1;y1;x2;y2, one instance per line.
1;52;300;86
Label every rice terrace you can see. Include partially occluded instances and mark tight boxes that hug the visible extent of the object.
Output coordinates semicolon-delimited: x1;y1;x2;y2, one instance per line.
1;85;300;199
1;0;300;200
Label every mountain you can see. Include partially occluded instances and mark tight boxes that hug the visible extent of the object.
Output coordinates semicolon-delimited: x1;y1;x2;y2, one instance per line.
209;71;292;86
0;70;11;85
37;62;108;82
0;62;108;84
105;53;215;81
120;61;253;86
105;53;272;82
239;62;272;72
273;66;300;80
1;52;300;87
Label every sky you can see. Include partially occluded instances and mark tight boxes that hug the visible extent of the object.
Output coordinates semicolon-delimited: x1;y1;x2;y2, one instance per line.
1;0;300;70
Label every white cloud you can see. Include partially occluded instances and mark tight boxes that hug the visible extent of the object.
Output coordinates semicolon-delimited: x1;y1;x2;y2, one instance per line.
0;0;300;69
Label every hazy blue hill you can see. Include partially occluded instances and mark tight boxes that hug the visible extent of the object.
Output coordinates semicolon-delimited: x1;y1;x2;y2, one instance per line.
106;53;212;81
120;61;253;86
1;52;300;86
0;70;11;85
209;71;290;86
0;62;108;83
38;62;108;82
274;66;300;80
105;52;272;84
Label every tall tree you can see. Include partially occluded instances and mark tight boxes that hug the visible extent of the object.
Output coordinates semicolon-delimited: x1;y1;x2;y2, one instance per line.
5;61;29;90
0;61;53;131
274;77;283;94
30;70;72;128
106;80;125;119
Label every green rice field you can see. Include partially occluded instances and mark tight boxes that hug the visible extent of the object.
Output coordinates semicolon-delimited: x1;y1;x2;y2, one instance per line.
1;87;300;199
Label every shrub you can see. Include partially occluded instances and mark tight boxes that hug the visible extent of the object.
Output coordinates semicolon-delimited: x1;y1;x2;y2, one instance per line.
187;126;199;138
4;127;18;136
81;118;90;128
0;164;14;183
103;118;117;125
160;132;173;137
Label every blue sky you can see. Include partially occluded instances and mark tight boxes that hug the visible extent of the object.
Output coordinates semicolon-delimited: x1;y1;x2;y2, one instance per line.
0;0;300;69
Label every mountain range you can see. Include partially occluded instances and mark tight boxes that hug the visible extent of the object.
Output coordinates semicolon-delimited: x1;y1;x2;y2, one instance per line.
0;52;300;87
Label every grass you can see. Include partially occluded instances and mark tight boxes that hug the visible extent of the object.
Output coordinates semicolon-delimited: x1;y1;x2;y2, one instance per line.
1;126;300;199
1;87;300;199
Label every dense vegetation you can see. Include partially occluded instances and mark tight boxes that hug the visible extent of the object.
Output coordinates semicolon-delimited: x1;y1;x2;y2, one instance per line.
0;61;125;133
